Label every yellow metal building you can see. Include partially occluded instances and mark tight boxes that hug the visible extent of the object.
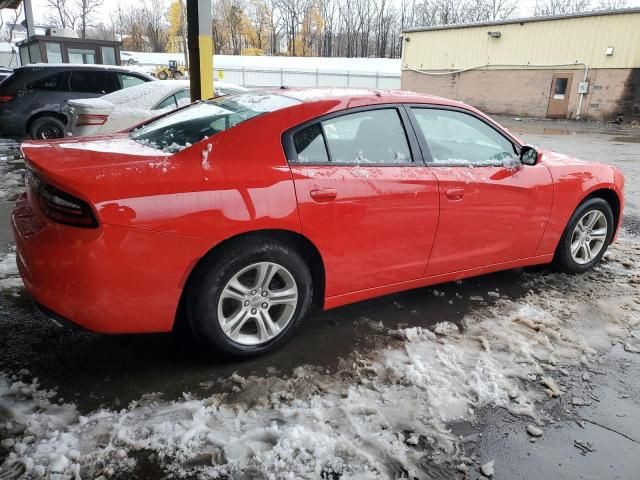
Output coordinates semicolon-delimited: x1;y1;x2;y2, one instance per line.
401;8;640;120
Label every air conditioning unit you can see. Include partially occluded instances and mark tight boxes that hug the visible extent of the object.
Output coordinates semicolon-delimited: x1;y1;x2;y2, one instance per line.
45;28;79;39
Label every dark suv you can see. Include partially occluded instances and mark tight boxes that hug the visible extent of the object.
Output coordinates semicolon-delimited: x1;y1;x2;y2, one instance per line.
0;64;154;139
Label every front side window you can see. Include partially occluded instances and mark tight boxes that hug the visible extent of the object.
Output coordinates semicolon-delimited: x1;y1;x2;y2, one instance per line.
323;109;411;164
412;108;517;165
131;93;300;153
119;73;146;89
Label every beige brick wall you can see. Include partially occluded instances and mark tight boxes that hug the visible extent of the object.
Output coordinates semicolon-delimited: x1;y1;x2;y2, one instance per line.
401;68;637;121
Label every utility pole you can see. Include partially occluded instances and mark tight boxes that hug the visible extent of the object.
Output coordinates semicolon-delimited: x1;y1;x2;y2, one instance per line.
23;0;35;40
181;0;189;69
186;0;213;102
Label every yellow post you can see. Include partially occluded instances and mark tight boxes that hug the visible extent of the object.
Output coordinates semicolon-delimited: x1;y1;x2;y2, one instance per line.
186;0;213;102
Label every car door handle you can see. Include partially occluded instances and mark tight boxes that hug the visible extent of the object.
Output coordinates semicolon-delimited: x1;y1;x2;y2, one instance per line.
445;187;465;200
310;188;337;203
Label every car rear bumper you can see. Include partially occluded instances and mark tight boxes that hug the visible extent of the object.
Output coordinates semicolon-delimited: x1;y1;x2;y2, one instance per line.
0;107;24;136
12;193;213;334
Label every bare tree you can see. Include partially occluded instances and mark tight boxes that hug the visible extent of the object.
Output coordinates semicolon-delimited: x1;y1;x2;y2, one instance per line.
76;0;103;38
4;3;24;42
144;0;169;51
45;0;79;29
597;0;627;8
535;0;592;15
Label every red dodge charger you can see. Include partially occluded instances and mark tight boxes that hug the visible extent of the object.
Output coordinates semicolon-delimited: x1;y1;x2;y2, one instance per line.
12;89;625;357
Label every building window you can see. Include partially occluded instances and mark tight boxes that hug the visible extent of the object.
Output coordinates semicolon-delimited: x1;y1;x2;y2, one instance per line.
28;43;41;63
19;46;30;65
101;46;116;65
68;48;96;64
45;43;63;63
555;78;568;95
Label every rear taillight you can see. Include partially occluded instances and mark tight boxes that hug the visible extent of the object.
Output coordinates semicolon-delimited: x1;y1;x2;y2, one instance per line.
29;172;98;228
76;114;108;126
0;94;14;103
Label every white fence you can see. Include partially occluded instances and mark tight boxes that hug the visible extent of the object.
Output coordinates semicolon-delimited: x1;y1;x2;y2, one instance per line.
214;67;400;89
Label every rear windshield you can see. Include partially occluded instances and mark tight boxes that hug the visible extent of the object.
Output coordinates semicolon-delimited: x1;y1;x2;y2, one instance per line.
130;92;300;153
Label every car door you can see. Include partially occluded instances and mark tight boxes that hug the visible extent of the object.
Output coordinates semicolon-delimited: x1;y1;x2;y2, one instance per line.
22;72;72;114
408;106;554;276
285;106;440;297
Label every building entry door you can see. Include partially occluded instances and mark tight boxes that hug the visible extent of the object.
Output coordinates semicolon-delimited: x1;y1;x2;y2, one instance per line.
547;73;573;118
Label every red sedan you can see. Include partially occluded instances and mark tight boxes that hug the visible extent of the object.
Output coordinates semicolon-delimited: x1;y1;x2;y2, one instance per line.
12;89;624;357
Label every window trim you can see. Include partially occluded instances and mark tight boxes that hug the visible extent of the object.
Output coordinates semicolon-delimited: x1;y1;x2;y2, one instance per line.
404;104;522;167
282;104;424;167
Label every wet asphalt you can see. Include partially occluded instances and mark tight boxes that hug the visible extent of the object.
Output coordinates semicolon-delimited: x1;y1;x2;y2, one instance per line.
1;117;640;479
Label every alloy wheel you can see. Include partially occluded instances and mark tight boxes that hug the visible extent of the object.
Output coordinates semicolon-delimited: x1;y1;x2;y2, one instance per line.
570;209;608;265
217;262;298;345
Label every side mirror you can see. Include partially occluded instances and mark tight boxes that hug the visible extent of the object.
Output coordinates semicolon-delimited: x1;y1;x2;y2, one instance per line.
520;145;539;166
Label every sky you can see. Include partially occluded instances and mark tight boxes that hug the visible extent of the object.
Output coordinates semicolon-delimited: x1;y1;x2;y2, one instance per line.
4;0;640;29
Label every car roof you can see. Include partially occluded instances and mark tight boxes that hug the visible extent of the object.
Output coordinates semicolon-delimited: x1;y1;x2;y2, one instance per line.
272;87;470;109
20;63;151;74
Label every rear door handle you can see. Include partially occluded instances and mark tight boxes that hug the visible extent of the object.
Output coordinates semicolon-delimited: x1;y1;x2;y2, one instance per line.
310;188;337;203
445;187;465;200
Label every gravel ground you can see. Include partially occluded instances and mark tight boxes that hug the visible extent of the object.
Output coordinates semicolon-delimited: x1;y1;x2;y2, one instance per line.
0;118;639;479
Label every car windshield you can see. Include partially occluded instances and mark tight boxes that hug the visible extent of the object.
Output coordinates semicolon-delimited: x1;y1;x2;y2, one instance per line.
130;92;300;153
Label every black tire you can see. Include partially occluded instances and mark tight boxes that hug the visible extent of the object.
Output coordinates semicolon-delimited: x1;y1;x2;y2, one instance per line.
173;71;183;80
29;116;66;140
157;71;168;80
553;197;614;274
185;238;313;358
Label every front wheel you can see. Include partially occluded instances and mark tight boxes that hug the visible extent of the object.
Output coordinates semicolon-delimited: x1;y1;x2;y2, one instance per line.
185;239;313;357
554;197;614;273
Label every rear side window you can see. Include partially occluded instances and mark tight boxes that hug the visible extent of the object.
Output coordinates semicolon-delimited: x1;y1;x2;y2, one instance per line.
174;88;191;107
293;124;329;163
69;71;119;94
29;73;68;91
292;109;412;165
152;94;177;111
131;93;300;152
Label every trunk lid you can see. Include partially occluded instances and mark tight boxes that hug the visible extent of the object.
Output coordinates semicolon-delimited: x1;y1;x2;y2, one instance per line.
21;134;174;204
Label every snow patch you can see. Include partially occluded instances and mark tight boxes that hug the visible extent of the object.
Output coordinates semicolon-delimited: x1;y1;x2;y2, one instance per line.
0;247;22;291
0;233;638;478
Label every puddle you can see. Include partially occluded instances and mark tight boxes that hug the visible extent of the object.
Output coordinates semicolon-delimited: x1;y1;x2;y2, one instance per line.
611;136;640;144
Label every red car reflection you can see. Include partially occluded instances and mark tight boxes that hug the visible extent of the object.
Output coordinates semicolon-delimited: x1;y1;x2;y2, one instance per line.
12;89;625;357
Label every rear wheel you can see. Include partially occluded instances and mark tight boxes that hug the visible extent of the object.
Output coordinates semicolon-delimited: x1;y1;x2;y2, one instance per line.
185;238;313;357
29;116;65;140
173;71;183;80
554;197;614;273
